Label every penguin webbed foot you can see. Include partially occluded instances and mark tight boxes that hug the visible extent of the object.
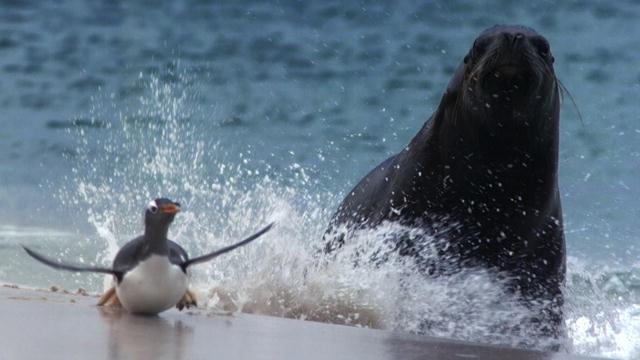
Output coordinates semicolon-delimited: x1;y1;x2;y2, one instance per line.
176;290;197;311
97;286;122;307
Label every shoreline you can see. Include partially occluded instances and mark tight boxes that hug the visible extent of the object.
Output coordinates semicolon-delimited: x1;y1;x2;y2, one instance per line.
0;284;605;360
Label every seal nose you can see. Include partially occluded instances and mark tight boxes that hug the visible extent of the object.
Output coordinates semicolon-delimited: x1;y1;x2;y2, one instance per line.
513;33;524;45
503;32;525;48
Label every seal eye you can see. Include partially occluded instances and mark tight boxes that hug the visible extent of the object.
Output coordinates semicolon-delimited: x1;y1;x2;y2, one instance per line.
530;37;551;58
472;38;490;57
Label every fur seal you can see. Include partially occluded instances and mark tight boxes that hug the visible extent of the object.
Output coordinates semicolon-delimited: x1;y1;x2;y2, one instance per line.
325;25;566;342
24;198;274;315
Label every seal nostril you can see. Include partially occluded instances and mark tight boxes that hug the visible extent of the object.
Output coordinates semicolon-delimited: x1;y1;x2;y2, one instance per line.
513;33;524;45
503;32;524;48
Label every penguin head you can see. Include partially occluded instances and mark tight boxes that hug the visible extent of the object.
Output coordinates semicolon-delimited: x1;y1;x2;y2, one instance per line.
144;198;181;228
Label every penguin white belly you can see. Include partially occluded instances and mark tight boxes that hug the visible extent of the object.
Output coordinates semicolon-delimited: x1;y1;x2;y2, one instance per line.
116;255;188;314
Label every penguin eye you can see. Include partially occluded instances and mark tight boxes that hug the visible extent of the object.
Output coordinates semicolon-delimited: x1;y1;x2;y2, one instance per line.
148;200;158;214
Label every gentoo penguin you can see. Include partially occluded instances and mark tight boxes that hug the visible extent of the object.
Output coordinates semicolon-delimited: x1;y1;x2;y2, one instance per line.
23;198;274;315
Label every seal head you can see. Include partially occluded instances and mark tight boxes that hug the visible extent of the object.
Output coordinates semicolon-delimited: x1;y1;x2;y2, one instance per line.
442;25;559;152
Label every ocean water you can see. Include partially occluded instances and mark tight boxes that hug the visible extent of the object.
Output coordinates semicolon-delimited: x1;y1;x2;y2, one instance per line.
0;0;638;358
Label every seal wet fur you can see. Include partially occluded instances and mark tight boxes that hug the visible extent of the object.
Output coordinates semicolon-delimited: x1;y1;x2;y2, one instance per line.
324;25;566;347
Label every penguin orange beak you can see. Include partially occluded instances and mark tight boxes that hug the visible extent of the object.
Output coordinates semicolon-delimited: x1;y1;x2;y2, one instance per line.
159;203;181;214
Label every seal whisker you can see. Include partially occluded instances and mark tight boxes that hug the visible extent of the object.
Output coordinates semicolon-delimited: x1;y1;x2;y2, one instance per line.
557;79;583;125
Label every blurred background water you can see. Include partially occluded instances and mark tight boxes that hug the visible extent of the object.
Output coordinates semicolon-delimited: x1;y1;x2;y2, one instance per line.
0;1;638;358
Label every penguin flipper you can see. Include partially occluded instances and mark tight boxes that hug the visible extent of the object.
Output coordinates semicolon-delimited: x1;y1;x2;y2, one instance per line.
22;246;121;278
181;222;274;269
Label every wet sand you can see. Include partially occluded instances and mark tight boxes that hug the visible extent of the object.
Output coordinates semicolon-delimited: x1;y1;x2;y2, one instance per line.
0;285;604;360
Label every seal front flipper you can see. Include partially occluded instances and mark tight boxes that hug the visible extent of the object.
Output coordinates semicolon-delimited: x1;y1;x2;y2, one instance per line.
180;222;274;270
22;245;123;281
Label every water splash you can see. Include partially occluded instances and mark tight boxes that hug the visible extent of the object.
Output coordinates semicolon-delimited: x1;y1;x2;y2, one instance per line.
566;257;640;359
56;72;639;359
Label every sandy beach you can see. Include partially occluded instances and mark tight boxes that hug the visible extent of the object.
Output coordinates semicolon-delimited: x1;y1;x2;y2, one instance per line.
0;285;606;360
